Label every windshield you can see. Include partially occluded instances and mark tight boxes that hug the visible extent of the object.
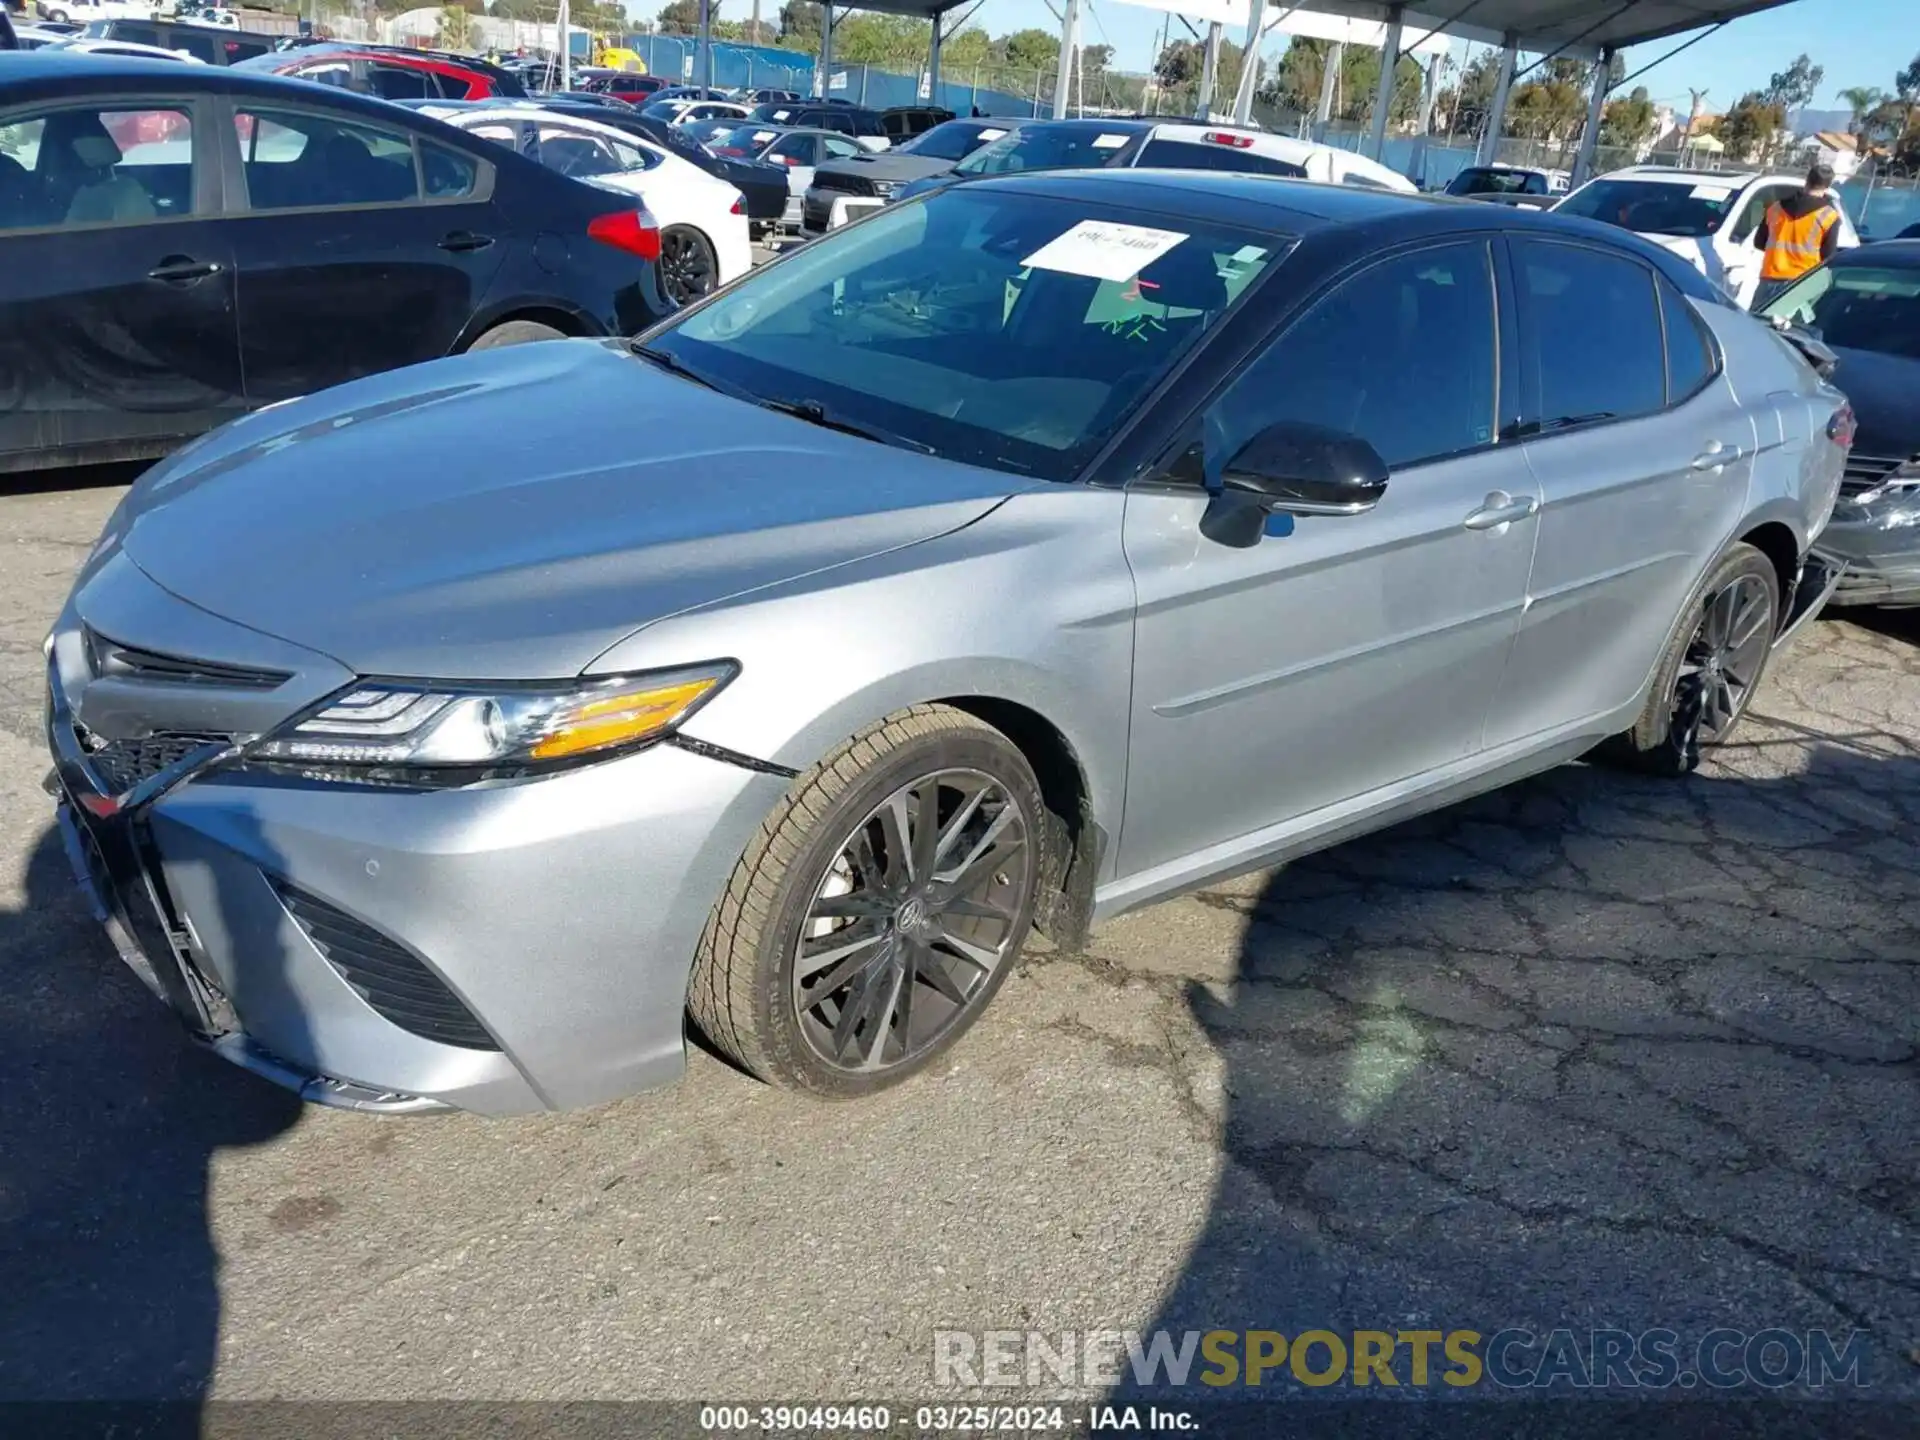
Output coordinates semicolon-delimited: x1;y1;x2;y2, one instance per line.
1760;263;1920;360
1448;167;1534;196
1554;177;1736;237
715;124;778;156
901;121;1007;162
953;125;1138;177
641;188;1289;480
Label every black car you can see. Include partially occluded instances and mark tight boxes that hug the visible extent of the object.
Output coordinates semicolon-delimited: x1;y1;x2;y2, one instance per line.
747;99;888;148
804;117;1017;232
584;71;667;105
517;96;788;236
0;53;673;475
1758;241;1920;606
0;12;15;50
78;18;276;65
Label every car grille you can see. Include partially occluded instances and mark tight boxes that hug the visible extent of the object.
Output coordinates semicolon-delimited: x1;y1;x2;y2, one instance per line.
274;882;499;1052
1840;454;1909;499
85;733;226;796
85;627;290;690
812;170;874;197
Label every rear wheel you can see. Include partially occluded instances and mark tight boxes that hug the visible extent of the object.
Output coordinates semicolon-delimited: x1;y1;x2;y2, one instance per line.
688;705;1044;1097
659;226;719;306
466;319;567;350
1600;542;1780;776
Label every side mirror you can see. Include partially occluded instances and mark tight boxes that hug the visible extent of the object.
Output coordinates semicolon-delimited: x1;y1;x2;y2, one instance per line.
1220;421;1389;516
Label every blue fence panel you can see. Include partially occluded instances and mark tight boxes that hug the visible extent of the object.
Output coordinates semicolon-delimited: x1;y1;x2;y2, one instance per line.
825;64;1039;117
620;36;815;93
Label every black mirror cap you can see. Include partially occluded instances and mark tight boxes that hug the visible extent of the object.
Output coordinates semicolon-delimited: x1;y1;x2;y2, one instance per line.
1221;421;1390;516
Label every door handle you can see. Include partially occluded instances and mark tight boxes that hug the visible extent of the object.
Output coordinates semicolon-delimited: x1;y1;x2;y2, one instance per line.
1690;440;1747;471
147;256;222;284
438;230;495;253
1462;491;1539;531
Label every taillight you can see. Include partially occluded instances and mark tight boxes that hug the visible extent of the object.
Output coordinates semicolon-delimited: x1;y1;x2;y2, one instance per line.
716;146;745;156
1203;130;1254;148
730;197;744;215
1827;402;1856;450
587;208;661;262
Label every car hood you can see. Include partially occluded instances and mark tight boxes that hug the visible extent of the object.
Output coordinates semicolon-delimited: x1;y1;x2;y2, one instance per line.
111;340;1034;680
815;152;957;185
1829;344;1920;458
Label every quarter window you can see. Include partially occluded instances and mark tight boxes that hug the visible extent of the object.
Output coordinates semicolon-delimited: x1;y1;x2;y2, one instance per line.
536;126;626;179
1207;241;1498;472
1659;279;1715;403
421;142;479;199
1516;240;1665;427
0;105;195;231
235;109;420;209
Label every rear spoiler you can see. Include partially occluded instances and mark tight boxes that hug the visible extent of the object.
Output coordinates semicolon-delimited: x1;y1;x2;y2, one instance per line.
1767;316;1838;380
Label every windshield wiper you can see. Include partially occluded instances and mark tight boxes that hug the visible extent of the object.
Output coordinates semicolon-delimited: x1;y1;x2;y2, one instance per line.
759;396;936;455
628;341;732;395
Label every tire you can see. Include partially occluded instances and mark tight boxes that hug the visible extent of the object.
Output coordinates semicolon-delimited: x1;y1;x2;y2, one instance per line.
658;226;719;307
688;704;1045;1098
466;320;566;351
1599;541;1782;777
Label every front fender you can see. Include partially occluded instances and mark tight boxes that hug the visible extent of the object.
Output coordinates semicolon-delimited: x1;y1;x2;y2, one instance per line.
589;488;1138;883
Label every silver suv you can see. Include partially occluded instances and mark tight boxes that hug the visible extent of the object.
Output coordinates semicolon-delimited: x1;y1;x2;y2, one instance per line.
47;172;1848;1114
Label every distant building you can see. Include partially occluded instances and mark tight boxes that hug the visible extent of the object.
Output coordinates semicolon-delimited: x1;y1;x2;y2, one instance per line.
1790;130;1864;182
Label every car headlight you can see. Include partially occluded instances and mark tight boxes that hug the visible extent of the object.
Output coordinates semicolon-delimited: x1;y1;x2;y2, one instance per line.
248;663;736;780
870;181;895;197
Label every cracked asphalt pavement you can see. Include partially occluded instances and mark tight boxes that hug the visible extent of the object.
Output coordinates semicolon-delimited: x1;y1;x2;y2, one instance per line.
0;473;1915;1416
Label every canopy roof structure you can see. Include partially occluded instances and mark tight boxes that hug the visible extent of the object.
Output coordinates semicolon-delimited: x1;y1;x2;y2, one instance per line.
669;0;1804;186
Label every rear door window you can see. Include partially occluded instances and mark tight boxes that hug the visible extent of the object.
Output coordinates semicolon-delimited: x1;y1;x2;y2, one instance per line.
234;108;421;209
0;105;197;230
369;64;433;100
1516;239;1666;426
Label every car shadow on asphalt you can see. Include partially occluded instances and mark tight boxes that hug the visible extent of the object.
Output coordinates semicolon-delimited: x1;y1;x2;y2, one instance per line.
1113;734;1919;1434
0;821;303;1425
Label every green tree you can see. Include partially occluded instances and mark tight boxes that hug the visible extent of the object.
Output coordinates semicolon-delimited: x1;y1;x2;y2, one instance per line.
1761;53;1824;114
776;0;821;51
1000;27;1059;74
942;26;991;70
1600;84;1656;151
658;0;704;33
435;4;473;49
1712;91;1787;162
1837;85;1885;135
832;13;930;64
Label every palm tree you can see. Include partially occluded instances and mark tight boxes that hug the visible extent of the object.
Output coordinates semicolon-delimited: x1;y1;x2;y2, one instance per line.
1838;85;1885;135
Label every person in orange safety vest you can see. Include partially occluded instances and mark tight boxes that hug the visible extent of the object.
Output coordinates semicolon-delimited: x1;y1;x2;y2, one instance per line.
1749;162;1842;311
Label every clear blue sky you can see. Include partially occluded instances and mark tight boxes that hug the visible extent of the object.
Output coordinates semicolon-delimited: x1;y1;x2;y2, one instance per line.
926;0;1914;115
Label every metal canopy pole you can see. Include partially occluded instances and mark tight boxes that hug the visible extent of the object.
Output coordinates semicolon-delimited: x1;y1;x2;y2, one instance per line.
1195;20;1221;119
819;3;834;98
1475;35;1517;164
1050;0;1077;118
1573;45;1613;187
1231;0;1263;125
926;16;941;105
698;0;712;91
1315;39;1341;131
1364;3;1402;159
556;0;570;89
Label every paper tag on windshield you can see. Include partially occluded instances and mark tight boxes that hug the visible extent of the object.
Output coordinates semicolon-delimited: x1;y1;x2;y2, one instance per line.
979;128;1007;141
752;131;775;142
1229;244;1266;264
1690;183;1733;200
1091;134;1128;149
1023;219;1189;283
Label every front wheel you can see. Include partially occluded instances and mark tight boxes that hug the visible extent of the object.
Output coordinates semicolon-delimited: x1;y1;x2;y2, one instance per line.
688;705;1044;1098
1600;542;1781;776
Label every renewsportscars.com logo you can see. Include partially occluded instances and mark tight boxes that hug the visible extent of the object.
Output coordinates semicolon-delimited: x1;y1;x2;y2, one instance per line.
934;1328;1871;1391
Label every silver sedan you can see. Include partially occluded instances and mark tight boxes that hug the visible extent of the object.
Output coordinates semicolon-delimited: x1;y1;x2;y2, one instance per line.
47;171;1849;1114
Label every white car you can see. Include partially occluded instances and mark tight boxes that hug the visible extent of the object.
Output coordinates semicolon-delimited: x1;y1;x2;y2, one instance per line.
1552;166;1861;307
32;0;151;23
422;104;752;306
44;36;203;60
